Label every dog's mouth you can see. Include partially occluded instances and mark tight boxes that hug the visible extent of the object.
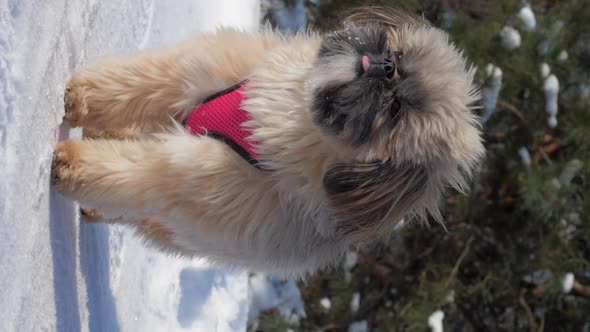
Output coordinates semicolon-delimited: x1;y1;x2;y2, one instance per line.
362;55;370;72
358;54;400;82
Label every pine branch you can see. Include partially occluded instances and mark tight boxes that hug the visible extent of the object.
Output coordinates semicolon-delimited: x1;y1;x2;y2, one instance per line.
444;236;474;288
572;280;590;298
519;292;538;332
529;279;590;299
497;98;525;122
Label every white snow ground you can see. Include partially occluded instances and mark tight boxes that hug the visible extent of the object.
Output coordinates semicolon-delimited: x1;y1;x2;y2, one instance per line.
0;1;260;331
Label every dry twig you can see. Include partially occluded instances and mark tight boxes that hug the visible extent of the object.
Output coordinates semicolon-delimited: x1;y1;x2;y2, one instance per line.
445;237;474;288
498;99;526;122
519;292;538;332
572;280;590;297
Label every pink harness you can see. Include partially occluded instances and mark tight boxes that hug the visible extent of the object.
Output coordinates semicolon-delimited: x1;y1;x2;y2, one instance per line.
184;81;263;169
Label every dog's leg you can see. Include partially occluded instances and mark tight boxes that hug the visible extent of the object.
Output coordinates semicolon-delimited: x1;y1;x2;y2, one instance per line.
77;127;142;221
79;208;186;255
76;126;208;256
133;217;189;254
63;29;279;130
51;134;267;227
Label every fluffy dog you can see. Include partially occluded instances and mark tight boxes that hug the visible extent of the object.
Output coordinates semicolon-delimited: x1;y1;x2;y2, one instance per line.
52;6;484;277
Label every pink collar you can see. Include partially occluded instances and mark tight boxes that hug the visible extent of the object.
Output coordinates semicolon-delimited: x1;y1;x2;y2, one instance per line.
184;82;264;169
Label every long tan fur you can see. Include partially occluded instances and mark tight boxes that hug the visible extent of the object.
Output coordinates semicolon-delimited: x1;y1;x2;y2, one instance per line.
52;7;484;277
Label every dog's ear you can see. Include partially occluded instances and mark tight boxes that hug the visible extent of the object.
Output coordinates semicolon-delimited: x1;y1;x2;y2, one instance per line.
323;160;429;241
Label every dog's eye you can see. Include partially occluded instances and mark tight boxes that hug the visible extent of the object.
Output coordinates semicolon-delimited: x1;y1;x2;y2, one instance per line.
391;99;401;116
394;51;403;62
333;113;348;130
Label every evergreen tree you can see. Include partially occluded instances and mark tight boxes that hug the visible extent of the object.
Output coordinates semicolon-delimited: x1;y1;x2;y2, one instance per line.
259;0;590;330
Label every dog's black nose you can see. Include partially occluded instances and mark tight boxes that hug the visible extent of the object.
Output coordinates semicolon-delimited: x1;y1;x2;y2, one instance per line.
365;56;398;81
383;58;395;81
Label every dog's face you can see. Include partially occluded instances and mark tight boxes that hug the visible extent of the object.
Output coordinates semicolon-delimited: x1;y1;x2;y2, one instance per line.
309;7;484;241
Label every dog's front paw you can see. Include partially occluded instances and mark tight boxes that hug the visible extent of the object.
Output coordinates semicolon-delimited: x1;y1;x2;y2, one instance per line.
80;207;104;223
63;77;91;127
51;140;82;194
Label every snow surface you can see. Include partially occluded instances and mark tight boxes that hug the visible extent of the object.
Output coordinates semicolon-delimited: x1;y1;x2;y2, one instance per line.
0;1;261;331
428;310;445;332
543;74;560;128
518;147;532;168
540;62;551;78
518;5;536;32
350;292;360;314
499;26;521;50
268;0;308;32
558;50;569;62
481;64;503;123
348;320;369;332
247;273;306;326
563;273;575;293
320;297;331;311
